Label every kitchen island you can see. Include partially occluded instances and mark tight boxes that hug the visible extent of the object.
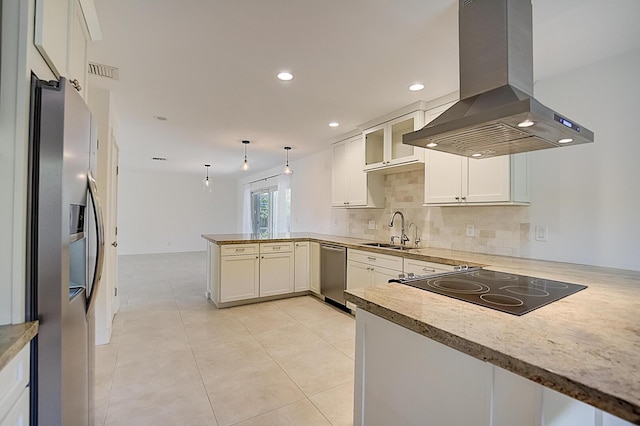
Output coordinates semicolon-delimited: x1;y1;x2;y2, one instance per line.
345;256;640;425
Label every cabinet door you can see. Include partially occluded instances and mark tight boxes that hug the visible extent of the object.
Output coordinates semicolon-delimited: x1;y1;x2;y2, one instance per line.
294;242;310;292
465;155;511;203
331;140;349;206
363;126;385;170
309;242;321;294
347;260;371;291
371;266;402;285
34;0;70;76
220;255;259;303
260;252;295;297
424;150;463;204
346;137;369;206
67;2;88;99
387;112;424;167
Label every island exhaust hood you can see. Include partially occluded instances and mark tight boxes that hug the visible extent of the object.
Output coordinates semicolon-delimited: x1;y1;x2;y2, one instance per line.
403;0;594;158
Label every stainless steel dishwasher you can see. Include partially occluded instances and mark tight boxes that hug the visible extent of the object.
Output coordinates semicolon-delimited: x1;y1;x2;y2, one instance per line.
320;244;347;306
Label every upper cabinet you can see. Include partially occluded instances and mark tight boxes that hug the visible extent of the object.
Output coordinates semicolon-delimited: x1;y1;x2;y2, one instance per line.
363;111;425;173
423;102;530;206
332;135;384;208
34;0;102;100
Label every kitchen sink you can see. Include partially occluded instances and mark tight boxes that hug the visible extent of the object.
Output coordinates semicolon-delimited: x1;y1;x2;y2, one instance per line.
361;242;416;251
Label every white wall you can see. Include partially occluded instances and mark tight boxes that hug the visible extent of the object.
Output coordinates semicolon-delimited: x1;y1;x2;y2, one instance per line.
529;48;640;270
118;170;238;255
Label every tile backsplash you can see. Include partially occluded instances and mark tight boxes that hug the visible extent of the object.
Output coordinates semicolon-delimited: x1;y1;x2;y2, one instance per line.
342;170;530;258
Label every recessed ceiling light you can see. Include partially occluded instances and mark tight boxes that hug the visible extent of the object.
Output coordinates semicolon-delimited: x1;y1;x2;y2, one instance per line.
329;122;340;127
409;83;424;92
277;72;294;81
517;119;535;128
426;142;438;148
558;138;574;144
472;153;482;157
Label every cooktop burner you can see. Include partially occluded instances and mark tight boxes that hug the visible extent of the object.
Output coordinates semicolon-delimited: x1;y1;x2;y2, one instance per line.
391;269;587;315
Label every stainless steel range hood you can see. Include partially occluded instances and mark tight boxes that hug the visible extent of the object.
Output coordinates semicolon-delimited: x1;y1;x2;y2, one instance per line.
403;0;594;158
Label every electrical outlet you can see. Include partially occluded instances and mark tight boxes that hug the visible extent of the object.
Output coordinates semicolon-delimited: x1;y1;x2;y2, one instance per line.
535;225;548;242
368;220;376;230
466;224;475;237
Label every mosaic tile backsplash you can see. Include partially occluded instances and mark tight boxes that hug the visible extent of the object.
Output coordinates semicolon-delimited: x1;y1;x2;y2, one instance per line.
340;170;530;258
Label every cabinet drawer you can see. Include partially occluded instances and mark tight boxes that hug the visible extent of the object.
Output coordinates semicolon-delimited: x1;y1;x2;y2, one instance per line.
260;242;294;253
220;244;259;256
404;259;454;276
0;343;30;422
348;249;403;271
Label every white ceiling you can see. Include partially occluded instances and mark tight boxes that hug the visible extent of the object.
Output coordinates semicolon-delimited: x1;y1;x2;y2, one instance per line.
88;0;640;178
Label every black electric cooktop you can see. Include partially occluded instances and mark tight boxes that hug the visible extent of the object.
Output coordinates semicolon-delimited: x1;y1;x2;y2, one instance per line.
391;269;587;316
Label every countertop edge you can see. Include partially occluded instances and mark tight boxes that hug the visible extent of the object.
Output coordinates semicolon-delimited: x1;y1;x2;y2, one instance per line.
0;321;39;371
344;292;640;424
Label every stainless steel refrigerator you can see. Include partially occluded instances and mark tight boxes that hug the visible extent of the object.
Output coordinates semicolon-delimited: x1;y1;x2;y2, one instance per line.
26;76;105;426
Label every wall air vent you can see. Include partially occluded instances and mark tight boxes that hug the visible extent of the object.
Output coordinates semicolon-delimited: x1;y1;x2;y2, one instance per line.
88;62;120;80
152;157;167;161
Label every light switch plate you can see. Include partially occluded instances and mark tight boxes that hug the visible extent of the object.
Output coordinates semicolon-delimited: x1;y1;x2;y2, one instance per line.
466;224;475;237
368;220;376;230
535;225;548;242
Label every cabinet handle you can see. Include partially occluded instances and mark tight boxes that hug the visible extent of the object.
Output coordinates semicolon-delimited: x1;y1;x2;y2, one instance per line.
367;256;376;261
273;246;281;250
455;197;460;201
461;197;467;201
423;267;436;273
235;248;245;252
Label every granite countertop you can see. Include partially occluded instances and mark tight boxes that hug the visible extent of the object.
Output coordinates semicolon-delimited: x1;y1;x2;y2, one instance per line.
0;321;38;371
203;233;640;423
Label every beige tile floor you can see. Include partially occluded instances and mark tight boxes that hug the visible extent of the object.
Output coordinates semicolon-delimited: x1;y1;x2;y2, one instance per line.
95;252;355;426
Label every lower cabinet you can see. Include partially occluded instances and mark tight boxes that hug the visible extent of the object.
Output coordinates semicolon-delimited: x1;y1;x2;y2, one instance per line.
220;252;260;303
354;310;633;426
309;242;321;294
294;242;310;292
346;249;403;310
259;242;294;297
0;343;30;426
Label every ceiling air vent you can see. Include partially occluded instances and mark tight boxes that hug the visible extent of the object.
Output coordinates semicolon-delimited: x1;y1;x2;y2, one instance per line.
152;157;167;161
88;62;120;80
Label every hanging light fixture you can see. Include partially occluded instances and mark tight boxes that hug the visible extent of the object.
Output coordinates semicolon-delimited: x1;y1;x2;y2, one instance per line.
283;146;293;174
202;164;212;192
241;140;250;171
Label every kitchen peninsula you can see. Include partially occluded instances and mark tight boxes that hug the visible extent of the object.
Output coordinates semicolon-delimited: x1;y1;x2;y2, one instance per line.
203;233;640;424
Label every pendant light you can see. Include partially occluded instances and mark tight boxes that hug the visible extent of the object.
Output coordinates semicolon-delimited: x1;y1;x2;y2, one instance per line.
202;164;212;193
241;140;250;171
283;146;293;174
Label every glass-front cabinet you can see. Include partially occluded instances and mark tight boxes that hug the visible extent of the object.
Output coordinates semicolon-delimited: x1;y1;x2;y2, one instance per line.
363;111;425;172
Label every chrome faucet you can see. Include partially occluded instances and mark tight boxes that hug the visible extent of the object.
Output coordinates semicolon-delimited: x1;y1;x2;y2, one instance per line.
389;211;410;245
408;222;421;247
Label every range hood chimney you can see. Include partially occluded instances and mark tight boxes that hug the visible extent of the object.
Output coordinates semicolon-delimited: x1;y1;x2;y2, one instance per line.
403;0;594;158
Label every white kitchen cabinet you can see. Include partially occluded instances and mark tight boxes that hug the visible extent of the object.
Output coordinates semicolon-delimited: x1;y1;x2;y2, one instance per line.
363;111;425;173
219;244;260;303
34;0;98;101
331;135;384;208
346;249;403;310
294;242;310;292
259;243;294;297
0;343;30;426
424;103;529;206
403;258;454;276
309;242;321;294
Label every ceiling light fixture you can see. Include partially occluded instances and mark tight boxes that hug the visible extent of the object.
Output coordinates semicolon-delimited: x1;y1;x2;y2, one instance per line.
241;140;250;171
472;153;482;157
517;119;535;128
426;142;438;148
202;164;212;193
277;72;294;81
558;138;574;144
283;147;293;174
329;122;340;128
409;83;425;92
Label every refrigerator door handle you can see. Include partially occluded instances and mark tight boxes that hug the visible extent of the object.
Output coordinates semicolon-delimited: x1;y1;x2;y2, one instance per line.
87;170;105;316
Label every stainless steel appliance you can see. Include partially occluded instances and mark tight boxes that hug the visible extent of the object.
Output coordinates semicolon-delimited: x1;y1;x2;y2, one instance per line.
320;244;347;306
26;76;105;425
391;269;587;316
403;0;594;158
